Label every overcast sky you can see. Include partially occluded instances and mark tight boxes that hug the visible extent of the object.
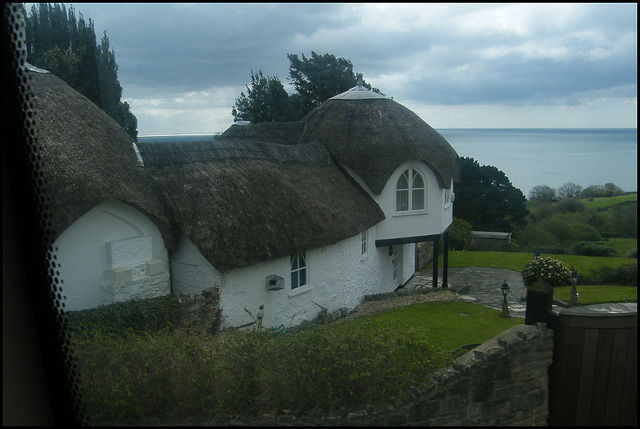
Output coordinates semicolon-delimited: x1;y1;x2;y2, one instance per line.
52;3;637;136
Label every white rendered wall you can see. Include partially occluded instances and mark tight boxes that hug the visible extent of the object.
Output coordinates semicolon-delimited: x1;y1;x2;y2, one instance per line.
219;227;402;329
442;179;454;232
375;161;447;241
170;234;223;295
54;199;170;311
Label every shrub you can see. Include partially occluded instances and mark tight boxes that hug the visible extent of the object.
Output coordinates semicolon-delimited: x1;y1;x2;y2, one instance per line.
542;217;601;244
66;295;181;337
572;241;618;257
512;223;559;248
582;264;637;286
521;257;573;287
448;217;472;250
627;247;637;259
553;198;586;214
74;322;454;424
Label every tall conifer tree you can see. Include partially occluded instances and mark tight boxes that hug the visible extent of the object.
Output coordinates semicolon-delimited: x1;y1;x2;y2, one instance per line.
23;3;138;140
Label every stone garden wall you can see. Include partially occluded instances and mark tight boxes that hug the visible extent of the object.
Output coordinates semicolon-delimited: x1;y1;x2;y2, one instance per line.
216;323;554;426
176;287;221;333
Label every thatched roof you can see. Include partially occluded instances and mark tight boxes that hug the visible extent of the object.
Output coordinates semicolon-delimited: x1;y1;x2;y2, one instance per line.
137;139;385;271
25;65;177;248
218;121;305;145
299;97;460;194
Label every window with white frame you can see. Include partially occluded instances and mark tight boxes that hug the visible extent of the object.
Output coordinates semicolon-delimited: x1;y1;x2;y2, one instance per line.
396;168;426;212
361;229;368;255
290;252;307;289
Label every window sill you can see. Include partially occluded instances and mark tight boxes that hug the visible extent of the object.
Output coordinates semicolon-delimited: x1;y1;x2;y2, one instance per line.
393;210;429;217
288;285;312;298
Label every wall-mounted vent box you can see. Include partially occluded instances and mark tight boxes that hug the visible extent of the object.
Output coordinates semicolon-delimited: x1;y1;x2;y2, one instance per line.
266;274;284;291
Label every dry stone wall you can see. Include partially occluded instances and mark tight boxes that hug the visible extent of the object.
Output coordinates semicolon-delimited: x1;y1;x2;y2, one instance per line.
213;323;554;426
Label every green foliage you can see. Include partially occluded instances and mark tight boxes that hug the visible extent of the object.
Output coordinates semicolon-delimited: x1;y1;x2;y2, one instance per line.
72;301;523;424
580;264;637;286
233;69;296;123
453;157;528;232
513;222;561;249
287;51;381;117
24;2;138;139
233;51;381;122
448;217;473;250
553;198;586;214
521;257;573;287
581;183;624;198
66;295;181;337
627;247;637;258
572;241;618;257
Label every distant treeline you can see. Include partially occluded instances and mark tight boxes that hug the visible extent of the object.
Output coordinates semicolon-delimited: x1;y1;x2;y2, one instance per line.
528;182;631;201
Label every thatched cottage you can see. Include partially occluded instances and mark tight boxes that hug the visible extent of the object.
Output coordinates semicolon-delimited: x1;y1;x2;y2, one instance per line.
28;64;460;329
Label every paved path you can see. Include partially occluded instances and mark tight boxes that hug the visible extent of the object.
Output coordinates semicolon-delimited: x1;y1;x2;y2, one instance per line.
402;267;528;318
402;267;637;318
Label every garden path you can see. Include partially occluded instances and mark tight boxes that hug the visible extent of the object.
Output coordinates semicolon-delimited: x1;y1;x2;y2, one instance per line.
403;267;528;318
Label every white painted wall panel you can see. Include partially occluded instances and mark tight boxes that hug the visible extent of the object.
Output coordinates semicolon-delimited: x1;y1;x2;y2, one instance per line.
54;199;170;311
374;161;446;241
219;227;399;330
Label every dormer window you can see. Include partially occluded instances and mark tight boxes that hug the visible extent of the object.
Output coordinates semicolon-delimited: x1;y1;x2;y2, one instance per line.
395;168;426;212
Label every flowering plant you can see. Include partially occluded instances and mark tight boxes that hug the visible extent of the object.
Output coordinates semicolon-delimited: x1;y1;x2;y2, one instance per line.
521;257;572;287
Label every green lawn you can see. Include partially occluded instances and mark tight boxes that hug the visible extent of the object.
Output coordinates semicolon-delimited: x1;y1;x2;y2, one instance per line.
595;238;637;256
554;285;637;305
334;301;523;352
425;250;637;305
581;193;637;210
428;250;636;276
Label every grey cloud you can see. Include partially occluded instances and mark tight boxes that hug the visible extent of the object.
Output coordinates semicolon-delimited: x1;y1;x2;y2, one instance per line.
73;3;635;108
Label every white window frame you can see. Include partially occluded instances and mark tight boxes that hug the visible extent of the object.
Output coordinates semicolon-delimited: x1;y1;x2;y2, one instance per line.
289;252;310;297
395;167;427;215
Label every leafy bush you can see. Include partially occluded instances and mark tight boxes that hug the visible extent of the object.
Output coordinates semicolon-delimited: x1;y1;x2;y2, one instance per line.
553;198;586;214
74;322;454;424
66;295;181;337
581;264;637;286
512;223;560;248
521;257;573;287
572;241;618;257
448;217;473;250
542;217;602;244
627;247;637;258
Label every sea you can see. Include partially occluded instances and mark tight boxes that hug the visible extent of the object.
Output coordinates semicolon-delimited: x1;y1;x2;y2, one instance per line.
138;128;638;197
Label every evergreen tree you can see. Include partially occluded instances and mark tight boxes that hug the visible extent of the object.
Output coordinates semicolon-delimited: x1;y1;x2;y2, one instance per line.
287;51;381;117
233;70;295;123
453;157;528;232
24;3;138;140
232;51;382;123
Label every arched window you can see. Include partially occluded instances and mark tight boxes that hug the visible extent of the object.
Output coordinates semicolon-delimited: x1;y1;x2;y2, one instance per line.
396;168;426;212
290;252;307;289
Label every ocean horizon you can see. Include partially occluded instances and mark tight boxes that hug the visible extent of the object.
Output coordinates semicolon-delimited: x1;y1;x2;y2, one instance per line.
138;128;638;197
